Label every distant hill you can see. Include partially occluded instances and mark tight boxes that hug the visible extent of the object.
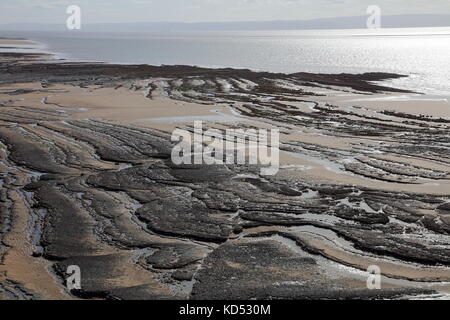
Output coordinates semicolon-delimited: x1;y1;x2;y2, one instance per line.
1;14;449;32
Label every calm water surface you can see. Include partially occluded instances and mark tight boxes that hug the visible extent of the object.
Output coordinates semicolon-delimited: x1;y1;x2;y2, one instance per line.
1;28;449;96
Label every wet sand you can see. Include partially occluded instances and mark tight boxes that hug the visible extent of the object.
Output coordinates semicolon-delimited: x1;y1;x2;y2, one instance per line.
1;39;450;300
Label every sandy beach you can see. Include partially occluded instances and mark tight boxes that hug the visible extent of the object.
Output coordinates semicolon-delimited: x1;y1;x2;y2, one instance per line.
1;39;450;300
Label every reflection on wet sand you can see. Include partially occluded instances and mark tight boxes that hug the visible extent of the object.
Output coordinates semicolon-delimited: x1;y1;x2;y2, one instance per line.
1;39;450;300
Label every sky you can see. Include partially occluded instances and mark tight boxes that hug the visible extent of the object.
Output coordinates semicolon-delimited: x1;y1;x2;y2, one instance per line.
1;0;450;24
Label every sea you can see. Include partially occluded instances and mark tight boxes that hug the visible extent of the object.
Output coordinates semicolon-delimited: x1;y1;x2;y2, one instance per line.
1;27;449;98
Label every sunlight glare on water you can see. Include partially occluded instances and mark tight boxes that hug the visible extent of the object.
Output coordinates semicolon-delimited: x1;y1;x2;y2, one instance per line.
1;27;449;95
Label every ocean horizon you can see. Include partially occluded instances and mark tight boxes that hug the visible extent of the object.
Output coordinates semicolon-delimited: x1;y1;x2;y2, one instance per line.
2;27;450;97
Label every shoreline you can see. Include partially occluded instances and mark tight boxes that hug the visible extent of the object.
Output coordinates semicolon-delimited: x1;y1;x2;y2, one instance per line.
1;38;450;300
0;35;424;93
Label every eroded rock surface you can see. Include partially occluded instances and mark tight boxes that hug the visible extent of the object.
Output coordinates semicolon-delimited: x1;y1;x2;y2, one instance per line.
1;50;450;300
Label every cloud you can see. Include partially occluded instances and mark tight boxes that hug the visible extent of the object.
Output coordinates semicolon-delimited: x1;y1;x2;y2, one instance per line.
1;0;449;24
16;0;72;9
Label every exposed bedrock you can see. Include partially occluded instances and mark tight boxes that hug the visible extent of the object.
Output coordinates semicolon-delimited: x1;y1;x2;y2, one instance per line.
190;239;434;300
1;117;449;298
1;53;450;299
